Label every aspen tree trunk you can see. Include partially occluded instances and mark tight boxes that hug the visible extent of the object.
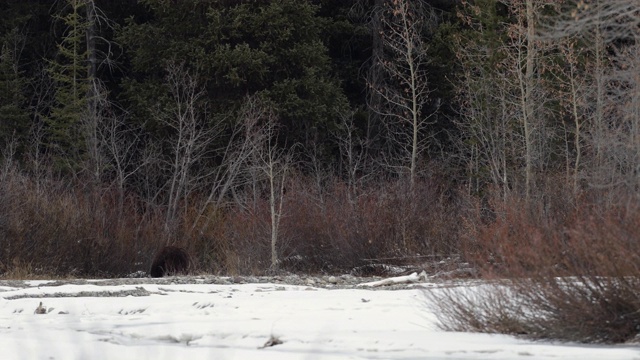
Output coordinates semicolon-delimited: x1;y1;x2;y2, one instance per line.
368;0;435;190
523;0;536;202
366;0;386;148
84;0;101;182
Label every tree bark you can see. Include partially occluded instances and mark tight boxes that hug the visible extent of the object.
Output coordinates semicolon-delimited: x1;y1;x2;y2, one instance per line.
523;0;536;202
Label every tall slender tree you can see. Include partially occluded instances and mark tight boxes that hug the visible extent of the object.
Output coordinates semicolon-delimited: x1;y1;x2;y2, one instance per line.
0;29;30;156
368;0;439;188
454;0;561;200
47;0;91;170
46;0;117;178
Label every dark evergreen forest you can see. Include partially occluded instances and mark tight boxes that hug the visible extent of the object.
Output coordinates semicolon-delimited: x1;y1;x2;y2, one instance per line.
1;0;639;283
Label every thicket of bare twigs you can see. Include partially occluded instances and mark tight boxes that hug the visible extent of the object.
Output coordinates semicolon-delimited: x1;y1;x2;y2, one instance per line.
427;187;640;344
169;175;459;275
0;167;159;277
0;163;458;277
229;177;458;274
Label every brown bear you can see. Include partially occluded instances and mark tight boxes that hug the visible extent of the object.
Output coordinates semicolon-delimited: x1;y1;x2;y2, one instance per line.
150;246;191;277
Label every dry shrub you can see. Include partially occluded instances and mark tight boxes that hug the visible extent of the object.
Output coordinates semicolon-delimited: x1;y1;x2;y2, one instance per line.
427;281;532;335
174;203;232;275
279;176;458;273
0;170;165;277
459;192;568;278
215;174;460;275
0;163;461;277
430;276;640;343
219;204;273;275
0;258;64;280
428;188;640;344
280;180;383;272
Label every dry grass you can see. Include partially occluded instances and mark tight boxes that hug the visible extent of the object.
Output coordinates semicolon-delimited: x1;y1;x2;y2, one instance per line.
0;259;68;280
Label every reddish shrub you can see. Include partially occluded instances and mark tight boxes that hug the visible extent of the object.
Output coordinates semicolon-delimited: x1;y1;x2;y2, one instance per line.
429;187;640;344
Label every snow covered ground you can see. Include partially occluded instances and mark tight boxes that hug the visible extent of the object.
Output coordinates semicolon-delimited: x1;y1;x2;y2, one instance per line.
0;277;638;360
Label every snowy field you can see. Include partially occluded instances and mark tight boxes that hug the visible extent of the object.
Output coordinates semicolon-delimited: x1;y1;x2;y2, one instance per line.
0;277;639;360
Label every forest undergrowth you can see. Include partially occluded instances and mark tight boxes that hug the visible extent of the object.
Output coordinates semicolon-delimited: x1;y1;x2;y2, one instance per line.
0;163;458;277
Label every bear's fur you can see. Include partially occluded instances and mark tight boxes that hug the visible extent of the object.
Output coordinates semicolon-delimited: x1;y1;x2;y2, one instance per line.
149;246;191;277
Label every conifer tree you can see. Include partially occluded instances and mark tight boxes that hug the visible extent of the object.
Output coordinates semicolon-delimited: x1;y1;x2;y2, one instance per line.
47;0;94;172
0;29;30;157
120;0;348;152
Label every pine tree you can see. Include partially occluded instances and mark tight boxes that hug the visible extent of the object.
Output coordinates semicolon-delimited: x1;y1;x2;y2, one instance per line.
0;30;30;157
47;0;92;171
119;0;348;152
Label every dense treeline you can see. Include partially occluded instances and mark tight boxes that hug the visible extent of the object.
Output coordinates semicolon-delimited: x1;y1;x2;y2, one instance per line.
1;0;640;286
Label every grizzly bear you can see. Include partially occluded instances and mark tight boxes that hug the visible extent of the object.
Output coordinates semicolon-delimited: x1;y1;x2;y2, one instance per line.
150;246;191;277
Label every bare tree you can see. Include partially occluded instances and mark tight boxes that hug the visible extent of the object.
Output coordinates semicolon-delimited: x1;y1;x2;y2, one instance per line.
555;1;639;43
243;97;293;269
547;37;594;196
26;63;56;192
98;99;145;213
504;0;560;200
82;0;120;184
189;95;265;233
361;0;386;151
84;0;100;182
333;110;373;203
546;0;640;199
520;0;539;201
454;64;513;199
455;0;560;200
600;43;640;195
368;0;438;189
453;1;522;199
155;62;217;232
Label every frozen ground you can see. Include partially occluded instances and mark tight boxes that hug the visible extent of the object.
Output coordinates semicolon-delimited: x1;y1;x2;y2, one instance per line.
0;276;638;360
